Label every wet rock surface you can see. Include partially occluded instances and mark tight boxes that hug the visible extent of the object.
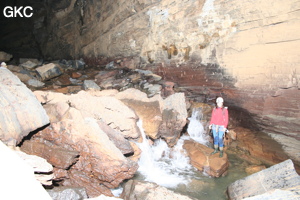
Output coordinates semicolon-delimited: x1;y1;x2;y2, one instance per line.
0;52;299;199
183;140;229;177
227;159;300;200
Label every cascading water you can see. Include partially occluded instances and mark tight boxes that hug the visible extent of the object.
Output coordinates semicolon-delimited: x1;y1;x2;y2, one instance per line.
133;108;249;200
135;108;210;188
136;120;193;188
187;108;209;146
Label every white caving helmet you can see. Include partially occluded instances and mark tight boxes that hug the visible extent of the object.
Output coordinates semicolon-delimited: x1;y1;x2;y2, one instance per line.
1;62;6;67
216;97;224;103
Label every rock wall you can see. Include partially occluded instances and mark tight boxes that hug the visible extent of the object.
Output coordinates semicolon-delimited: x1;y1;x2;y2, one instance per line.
0;1;299;163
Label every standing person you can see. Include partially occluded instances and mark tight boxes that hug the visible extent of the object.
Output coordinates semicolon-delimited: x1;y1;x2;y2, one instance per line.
209;97;229;157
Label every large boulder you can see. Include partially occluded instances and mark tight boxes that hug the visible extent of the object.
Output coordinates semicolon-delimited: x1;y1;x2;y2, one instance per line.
120;180;196;200
98;120;134;155
116;88;163;139
36;63;62;81
0;68;49;146
117;89;188;146
159;93;188;146
35;90;140;139
183;140;229;177
227;159;300;200
0;141;52;200
68;91;140;139
31;90;139;197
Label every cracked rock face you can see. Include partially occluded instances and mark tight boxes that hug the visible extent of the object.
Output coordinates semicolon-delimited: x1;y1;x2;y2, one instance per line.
31;90;139;197
0;0;299;166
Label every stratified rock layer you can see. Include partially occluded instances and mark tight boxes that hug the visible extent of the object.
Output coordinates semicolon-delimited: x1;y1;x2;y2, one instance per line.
0;0;299;168
32;90;138;197
183;140;229;177
227;159;300;200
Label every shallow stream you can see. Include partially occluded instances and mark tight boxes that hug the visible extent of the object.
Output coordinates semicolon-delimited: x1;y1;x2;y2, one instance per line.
130;109;250;200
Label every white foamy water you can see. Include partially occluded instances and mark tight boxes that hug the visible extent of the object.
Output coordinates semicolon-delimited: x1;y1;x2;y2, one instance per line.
187;108;209;146
136;109;209;188
136;120;193;188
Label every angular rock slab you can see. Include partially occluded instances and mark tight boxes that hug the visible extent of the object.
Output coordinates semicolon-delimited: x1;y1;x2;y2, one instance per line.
183;140;229;177
227;159;300;200
36;63;62;81
0;68;49;145
20;139;79;169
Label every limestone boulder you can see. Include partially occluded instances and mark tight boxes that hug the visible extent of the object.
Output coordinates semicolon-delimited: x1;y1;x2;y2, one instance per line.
68;91;140;139
83;80;101;90
52;116;138;197
36;63;62;81
0;68;49;146
243;189;300;200
0;141;52;200
35;90;140;139
27;79;46;88
227;159;300;200
97;120;134;155
31;91;139;197
159;93;188;146
121;180;196;200
29;114;138;197
183;140;229;177
116;88;163;139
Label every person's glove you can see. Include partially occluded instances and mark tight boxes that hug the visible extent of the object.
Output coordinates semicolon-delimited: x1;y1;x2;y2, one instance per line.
209;124;212;129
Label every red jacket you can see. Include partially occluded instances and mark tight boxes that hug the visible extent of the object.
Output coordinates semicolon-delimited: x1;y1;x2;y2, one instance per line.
210;107;228;128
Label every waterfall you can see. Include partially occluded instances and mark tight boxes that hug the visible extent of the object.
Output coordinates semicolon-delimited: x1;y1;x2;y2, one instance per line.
135;108;209;188
187;108;209;146
136;120;193;188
